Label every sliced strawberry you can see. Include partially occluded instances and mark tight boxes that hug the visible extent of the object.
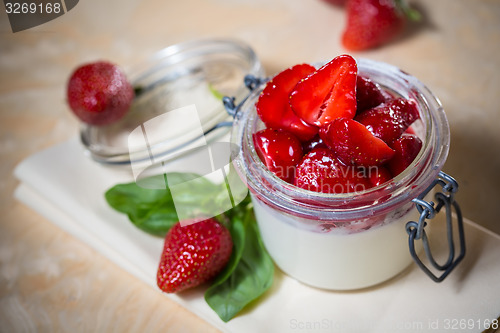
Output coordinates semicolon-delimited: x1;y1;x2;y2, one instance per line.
342;0;405;51
367;165;392;187
355;98;420;144
320;117;395;166
387;133;423;176
256;64;318;141
294;147;372;194
157;218;233;293
253;128;303;183
356;75;386;113
301;134;326;154
290;55;357;127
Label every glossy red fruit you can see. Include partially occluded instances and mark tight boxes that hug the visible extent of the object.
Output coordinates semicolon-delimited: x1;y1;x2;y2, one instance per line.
320;117;395;166
368;165;392;187
253;128;304;183
290;55;357;127
355;98;420;144
67;61;134;126
387;133;423;176
294;147;372;194
256;64;318;141
157;218;233;294
301;135;326;154
356;76;386;113
342;0;405;51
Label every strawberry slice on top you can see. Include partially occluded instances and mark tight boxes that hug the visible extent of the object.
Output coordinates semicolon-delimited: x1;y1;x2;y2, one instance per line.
356;75;386;113
253;128;304;183
256;64;318;141
355;98;420;144
320;117;395;167
294;147;372;194
387;133;423;176
368;165;392;187
289;55;357;127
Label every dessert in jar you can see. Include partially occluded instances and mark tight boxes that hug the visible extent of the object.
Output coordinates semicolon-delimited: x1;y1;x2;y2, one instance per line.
232;55;452;290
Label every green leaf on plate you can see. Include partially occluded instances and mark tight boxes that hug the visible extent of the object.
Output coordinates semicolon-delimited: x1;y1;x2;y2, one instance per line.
205;204;274;322
105;181;177;237
105;172;274;322
105;172;223;237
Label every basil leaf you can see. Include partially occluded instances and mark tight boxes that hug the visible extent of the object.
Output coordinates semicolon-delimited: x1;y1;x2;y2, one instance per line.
105;172;224;237
205;206;274;322
106;172;275;322
105;181;177;236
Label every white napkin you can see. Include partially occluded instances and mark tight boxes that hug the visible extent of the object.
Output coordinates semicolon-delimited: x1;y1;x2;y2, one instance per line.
14;138;500;333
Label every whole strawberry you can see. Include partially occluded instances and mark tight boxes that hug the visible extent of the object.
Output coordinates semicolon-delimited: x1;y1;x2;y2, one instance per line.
342;0;417;51
67;61;134;126
157;218;233;293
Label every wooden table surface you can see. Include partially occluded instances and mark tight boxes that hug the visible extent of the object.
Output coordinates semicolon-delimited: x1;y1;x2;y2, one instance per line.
1;0;499;331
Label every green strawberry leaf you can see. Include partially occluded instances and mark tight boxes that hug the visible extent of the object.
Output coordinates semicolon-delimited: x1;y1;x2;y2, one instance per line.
395;0;421;21
205;205;274;322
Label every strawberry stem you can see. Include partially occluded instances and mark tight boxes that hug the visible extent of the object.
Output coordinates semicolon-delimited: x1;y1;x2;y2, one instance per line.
395;0;421;21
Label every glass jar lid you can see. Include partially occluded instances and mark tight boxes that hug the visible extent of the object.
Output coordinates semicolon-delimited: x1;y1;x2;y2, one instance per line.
80;38;264;167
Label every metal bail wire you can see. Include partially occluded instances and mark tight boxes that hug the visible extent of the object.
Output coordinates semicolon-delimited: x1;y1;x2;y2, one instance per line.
406;171;466;282
223;74;265;119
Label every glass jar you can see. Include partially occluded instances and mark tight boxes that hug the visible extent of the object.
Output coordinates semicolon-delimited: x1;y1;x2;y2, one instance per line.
80;38;264;172
231;58;455;290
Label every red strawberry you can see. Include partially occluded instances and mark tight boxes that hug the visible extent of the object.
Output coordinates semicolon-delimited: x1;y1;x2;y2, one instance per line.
320;117;395;166
157;218;233;293
67;61;134;126
342;0;405;51
368;165;392;187
387;133;422;176
253;128;303;183
290;55;357;127
301;135;326;154
356;76;386;113
355;98;420;144
294;147;372;193
256;64;318;141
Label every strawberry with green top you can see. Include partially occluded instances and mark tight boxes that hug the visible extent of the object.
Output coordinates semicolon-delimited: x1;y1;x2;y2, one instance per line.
157;218;233;293
342;0;420;51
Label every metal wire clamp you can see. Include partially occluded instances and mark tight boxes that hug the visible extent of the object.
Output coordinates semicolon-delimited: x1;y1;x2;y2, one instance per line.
406;171;465;282
223;75;265;119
